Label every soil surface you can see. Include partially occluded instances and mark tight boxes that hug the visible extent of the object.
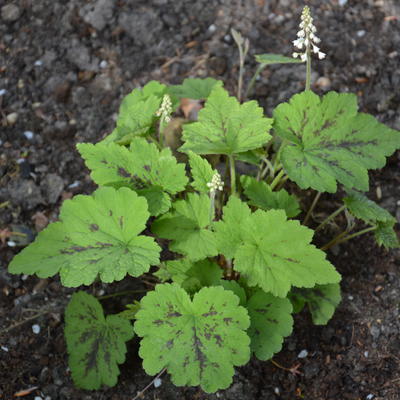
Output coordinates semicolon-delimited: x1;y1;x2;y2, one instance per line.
1;0;400;399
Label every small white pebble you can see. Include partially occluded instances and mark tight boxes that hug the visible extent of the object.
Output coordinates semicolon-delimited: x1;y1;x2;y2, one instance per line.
16;158;25;164
356;30;366;38
364;351;369;358
0;139;3;146
208;24;217;33
68;180;80;189
0;89;7;96
348;295;354;301
376;186;382;200
21;274;29;281
153;377;162;388
274;387;280;395
223;34;231;42
23;130;34;140
1;345;9;352
97;289;105;296
366;394;374;400
396;199;400;206
99;60;108;69
34;60;43;67
34;397;43;400
338;0;348;5
298;349;308;358
32;324;41;334
6;112;18;125
7;240;16;247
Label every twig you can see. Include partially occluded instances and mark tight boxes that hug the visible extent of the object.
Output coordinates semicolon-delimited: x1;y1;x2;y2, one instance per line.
132;368;166;400
0;310;51;335
303;191;321;226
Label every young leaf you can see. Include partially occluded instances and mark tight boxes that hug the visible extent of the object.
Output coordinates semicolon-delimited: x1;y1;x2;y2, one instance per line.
374;221;400;249
9;187;160;286
180;86;272;155
188;151;215;194
213;196;252;259
241;175;301;218
152;193;218;261
159;258;223;293
77;138;188;216
289;283;341;325
344;190;394;224
102;81;167;144
273;91;400;193
65;291;134;389
169;78;223;100
247;290;293;360
255;53;303;65
134;283;250;393
215;200;341;297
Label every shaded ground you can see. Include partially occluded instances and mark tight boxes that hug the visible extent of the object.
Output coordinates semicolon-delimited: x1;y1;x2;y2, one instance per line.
1;0;400;399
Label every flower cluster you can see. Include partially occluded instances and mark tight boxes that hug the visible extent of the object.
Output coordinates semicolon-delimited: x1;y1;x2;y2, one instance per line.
293;6;325;62
207;172;224;193
156;94;172;123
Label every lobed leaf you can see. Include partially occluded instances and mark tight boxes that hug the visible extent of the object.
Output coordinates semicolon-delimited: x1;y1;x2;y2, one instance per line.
134;283;250;393
247;290;293;360
152;193;218;261
65;291;134;389
241;175;301;218
188;151;216;194
180;86;272;155
374;221;400;249
273;91;400;193
77;138;188;216
215;198;341;297
9;187;160;286
168;78;223;100
289;283;341;325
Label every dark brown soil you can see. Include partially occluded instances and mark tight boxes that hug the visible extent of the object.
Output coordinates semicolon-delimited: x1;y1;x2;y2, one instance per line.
1;1;400;399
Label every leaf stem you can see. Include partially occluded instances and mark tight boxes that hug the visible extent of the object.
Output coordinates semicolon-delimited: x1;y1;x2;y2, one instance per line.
209;190;216;226
244;63;265;100
229;155;236;195
270;169;286;191
97;289;148;301
315;205;347;232
133;368;167;400
321;225;377;251
303;191;321;226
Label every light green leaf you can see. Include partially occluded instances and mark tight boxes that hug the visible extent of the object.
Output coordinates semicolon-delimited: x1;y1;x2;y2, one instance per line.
217;280;247;306
102;81;167;144
65;291;134;389
169;78;223;100
235;149;264;166
180;86;272;155
188;151;215;193
134;283;250;393
247;291;293;360
152;193;218;261
9;187;160;286
161;258;223;292
77;138;188;216
216;200;341;297
374;221;399;249
255;53;303;65
241;175;301;218
344;191;394;224
213;196;252;259
289;283;341;325
273;91;400;193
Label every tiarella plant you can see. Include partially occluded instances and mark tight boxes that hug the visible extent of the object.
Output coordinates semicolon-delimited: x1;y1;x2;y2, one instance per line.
8;6;400;395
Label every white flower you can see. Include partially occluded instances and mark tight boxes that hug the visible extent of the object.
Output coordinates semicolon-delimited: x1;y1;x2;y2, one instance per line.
207;172;224;193
292;6;326;62
156;94;172;122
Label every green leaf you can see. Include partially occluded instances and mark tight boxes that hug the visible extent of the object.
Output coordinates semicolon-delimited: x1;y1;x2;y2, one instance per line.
180;86;272;155
289;283;341;325
247;290;293;360
77;138;188;216
9;187;161;286
152;193;218;261
217;280;247;306
161;258;223;292
188;151;215;194
255;53;303;65
169;78;223;100
241;175;301;218
273;91;400;193
102;81;167;144
213;196;252;259
235;149;264;166
65;291;134;389
215;200;341;297
374;221;399;249
344;191;394;224
134;283;250;393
